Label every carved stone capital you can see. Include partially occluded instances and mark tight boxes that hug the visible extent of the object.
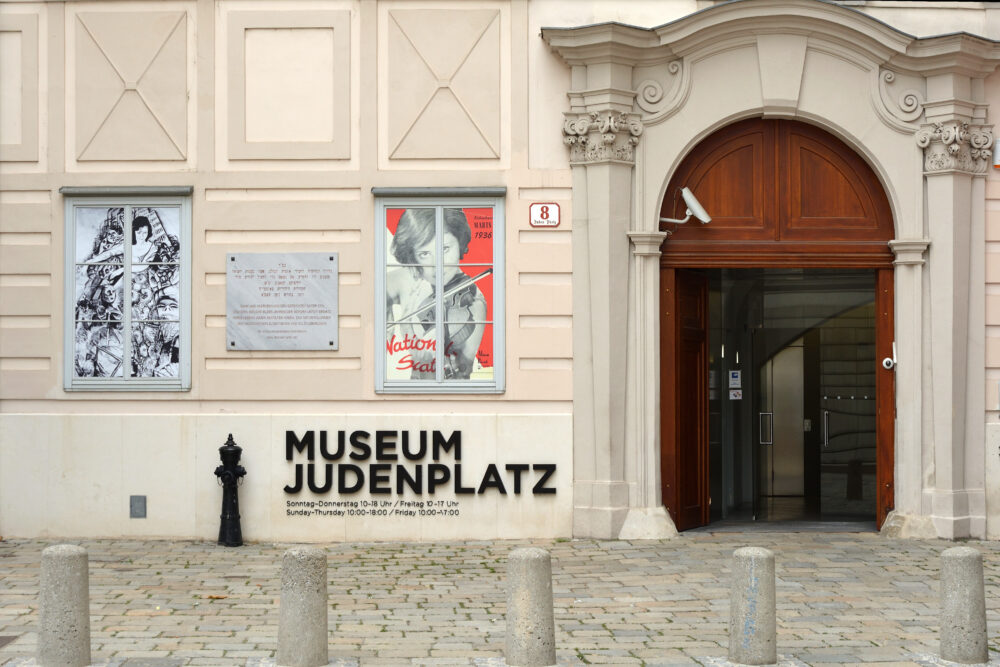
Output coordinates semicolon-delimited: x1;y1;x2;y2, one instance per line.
889;238;930;266
627;230;667;257
563;111;643;165
915;121;993;175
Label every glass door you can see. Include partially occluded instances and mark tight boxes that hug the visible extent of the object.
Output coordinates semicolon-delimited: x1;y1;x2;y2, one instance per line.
709;268;877;524
815;303;878;521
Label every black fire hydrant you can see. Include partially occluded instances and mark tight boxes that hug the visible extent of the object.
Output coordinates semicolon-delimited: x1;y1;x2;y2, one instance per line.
214;433;246;547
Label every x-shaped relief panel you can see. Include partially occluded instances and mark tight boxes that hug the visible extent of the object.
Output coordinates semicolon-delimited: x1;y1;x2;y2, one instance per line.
387;9;501;160
75;11;188;161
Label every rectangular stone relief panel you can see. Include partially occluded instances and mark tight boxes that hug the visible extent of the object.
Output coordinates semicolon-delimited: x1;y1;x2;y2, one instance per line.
227;11;350;160
382;6;503;161
72;9;190;162
0;13;39;162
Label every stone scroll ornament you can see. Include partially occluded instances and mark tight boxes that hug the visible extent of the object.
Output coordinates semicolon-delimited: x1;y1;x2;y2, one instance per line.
563;111;643;164
634;61;687;122
915;121;994;174
879;70;923;123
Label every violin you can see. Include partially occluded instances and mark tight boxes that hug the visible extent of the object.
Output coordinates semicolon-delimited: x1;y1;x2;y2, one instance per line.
391;269;491;379
417;280;479;378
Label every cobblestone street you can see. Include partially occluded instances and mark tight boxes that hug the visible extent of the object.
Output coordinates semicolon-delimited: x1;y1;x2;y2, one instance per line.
1;532;999;665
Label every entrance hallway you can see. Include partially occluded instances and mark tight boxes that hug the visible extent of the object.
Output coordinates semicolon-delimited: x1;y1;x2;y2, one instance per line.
706;268;879;527
1;535;998;664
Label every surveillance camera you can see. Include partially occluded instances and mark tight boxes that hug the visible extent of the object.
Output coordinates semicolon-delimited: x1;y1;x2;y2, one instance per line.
681;187;712;224
882;357;895;370
659;187;713;226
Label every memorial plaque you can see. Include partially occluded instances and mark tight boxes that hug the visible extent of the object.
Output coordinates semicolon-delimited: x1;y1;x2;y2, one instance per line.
227;253;338;350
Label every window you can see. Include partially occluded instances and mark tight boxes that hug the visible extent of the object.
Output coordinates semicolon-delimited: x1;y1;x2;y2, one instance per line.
63;188;191;390
374;189;505;393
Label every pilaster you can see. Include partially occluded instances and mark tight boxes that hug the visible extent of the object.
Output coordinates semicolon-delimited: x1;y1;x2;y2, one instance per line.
886;239;929;530
621;231;677;539
916;104;992;539
564;103;647;539
567;111;638;538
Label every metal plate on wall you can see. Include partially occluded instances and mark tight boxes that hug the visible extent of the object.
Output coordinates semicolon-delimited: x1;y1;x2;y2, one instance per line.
226;253;339;351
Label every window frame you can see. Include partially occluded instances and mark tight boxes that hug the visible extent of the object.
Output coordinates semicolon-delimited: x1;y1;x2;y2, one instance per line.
374;190;505;394
62;188;192;391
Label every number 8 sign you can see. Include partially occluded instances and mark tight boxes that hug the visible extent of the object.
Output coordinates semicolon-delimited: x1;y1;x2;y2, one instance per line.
529;202;560;228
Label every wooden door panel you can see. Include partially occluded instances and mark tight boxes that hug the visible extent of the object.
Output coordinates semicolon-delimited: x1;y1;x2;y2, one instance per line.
660;269;679;524
677;328;707;528
683;143;764;233
660;118;894;261
661;119;776;241
781;124;892;241
660;241;892;268
795;149;867;220
875;268;895;529
661;269;709;531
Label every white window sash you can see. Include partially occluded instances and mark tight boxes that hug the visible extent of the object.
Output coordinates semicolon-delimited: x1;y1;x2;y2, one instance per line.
375;195;505;394
63;195;191;391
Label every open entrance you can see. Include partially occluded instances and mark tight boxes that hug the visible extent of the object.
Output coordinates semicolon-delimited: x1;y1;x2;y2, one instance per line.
659;119;895;531
708;268;877;524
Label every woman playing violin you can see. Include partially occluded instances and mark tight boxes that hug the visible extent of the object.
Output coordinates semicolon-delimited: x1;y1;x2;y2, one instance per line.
386;208;487;379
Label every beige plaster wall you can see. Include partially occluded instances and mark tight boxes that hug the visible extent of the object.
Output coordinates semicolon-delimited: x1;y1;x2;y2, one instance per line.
0;0;573;409
0;0;574;539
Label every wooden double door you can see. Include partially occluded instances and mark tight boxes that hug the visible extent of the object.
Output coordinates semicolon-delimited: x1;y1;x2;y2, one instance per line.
659;119;896;531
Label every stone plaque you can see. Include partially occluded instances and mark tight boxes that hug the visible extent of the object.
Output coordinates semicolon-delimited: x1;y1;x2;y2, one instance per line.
227;253;338;350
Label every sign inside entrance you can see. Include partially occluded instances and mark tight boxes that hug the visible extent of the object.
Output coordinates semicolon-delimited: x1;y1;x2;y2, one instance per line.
728;370;742;388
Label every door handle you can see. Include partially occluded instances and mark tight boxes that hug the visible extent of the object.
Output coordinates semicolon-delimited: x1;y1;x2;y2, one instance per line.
823;409;830;448
759;412;773;445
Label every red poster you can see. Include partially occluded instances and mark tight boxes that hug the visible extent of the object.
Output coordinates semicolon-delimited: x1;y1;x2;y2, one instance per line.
385;207;494;381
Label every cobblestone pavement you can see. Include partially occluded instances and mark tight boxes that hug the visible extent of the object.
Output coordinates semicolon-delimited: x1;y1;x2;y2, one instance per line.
1;532;999;666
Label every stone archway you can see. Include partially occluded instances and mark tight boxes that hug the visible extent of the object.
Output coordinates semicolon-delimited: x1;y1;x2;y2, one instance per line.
543;0;1000;539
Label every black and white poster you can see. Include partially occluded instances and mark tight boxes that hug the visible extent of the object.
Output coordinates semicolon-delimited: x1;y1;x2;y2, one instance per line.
73;206;181;379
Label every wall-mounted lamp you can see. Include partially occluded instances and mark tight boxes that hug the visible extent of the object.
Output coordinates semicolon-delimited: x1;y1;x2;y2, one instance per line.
659;187;712;226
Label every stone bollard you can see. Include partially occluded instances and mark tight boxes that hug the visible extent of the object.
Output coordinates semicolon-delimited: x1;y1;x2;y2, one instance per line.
506;547;557;667
277;547;328;667
38;544;91;667
940;546;988;664
729;547;777;665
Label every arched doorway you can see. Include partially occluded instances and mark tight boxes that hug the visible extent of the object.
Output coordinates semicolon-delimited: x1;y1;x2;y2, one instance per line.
659;118;896;531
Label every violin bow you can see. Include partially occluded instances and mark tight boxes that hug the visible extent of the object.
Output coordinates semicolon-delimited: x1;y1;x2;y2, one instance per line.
388;267;493;328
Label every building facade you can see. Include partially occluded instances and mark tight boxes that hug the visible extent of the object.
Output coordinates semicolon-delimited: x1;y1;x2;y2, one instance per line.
2;0;1000;541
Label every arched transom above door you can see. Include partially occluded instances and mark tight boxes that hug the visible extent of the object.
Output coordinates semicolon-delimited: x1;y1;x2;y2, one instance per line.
660;119;894;267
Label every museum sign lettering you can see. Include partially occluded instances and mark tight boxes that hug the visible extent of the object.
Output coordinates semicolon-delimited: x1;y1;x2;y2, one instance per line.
283;430;556;497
